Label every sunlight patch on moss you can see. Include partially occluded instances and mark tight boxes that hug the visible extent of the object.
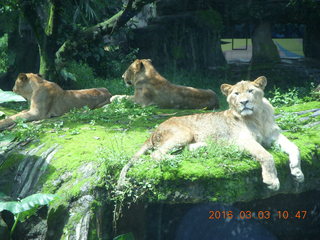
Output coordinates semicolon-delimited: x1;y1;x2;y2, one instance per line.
275;101;320;114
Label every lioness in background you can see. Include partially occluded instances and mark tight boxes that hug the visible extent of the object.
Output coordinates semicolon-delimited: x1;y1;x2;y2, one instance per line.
0;73;112;130
112;59;219;109
118;76;304;191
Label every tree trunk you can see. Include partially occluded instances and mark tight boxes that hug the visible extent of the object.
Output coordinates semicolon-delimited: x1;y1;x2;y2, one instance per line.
17;0;155;84
303;21;320;61
251;21;280;65
38;1;61;82
38;38;59;82
19;0;62;82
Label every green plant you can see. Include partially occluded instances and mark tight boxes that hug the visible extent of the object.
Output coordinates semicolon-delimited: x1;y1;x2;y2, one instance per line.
268;83;319;108
0;34;8;73
269;87;302;107
306;82;320;102
0;132;15;153
94;46;139;78
276;112;301;132
0;193;57;239
63;61;133;95
0;117;47;146
64;61;96;88
65;98;156;126
10;118;43;141
114;232;135;240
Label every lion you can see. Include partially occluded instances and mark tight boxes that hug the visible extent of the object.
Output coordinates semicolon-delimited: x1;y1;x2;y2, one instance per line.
117;76;304;191
111;59;219;109
0;73;112;130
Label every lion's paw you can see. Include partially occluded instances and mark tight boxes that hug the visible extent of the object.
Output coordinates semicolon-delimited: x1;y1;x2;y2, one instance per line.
188;142;207;151
265;178;280;191
291;168;304;183
110;95;129;103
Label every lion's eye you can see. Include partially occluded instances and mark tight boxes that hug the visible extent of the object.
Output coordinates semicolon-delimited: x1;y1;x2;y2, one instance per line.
248;89;254;93
234;92;239;95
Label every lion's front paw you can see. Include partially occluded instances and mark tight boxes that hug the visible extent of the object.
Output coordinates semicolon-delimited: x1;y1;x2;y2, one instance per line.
291;168;304;183
110;95;129;103
265;178;280;191
188;142;207;151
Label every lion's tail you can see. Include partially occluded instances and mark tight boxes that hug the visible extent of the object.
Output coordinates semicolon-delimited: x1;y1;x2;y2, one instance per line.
116;138;153;189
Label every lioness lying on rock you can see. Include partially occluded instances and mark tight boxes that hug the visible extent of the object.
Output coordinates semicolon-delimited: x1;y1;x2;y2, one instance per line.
118;76;304;191
111;59;219;109
0;73;112;130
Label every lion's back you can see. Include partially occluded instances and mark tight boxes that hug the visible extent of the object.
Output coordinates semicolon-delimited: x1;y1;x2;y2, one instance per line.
49;88;111;116
143;80;219;109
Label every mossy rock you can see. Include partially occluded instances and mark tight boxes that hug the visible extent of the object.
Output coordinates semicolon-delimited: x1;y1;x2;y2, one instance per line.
0;100;319;239
0;101;319;202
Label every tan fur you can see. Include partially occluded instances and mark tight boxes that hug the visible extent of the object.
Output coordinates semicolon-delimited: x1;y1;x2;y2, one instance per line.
118;76;304;191
0;73;112;130
119;59;219;109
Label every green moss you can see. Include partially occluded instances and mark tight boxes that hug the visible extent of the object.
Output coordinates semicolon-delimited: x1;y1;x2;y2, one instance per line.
0;106;18;116
1;100;319;206
275;101;320;114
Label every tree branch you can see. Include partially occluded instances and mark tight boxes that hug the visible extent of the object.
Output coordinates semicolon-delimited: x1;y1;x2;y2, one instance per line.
55;0;155;68
83;0;153;38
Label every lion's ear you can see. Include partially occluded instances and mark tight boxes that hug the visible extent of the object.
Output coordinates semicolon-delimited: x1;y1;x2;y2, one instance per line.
253;76;267;90
220;84;233;96
18;73;28;82
132;59;142;73
146;59;152;62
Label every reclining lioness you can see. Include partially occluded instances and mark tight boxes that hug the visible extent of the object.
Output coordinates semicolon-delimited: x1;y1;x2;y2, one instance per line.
118;76;304;191
0;73;112;130
112;59;219;109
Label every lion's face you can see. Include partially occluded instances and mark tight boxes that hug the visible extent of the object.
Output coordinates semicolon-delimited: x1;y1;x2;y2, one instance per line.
221;76;267;117
122;59;152;86
13;73;33;98
12;73;42;100
122;59;143;87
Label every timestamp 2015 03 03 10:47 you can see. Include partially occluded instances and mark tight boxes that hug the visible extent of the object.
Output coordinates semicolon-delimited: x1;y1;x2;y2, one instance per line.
208;210;307;220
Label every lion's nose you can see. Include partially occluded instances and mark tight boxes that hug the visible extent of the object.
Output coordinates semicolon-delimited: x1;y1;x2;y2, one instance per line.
240;100;249;106
122;74;125;79
13;87;17;92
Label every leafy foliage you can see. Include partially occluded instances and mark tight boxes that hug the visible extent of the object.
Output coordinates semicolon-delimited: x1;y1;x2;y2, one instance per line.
267;85;318;107
0;34;8;73
113;233;135;240
64;61;96;86
98;47;139;78
0;132;15;152
276;112;301;132
63;59;135;95
11;118;44;141
0;193;56;214
0;193;57;239
66;98;156;124
269;87;302;107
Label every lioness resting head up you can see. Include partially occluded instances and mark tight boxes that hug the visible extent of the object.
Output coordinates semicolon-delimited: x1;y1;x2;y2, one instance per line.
0;73;112;130
118;76;304;191
114;59;219;109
